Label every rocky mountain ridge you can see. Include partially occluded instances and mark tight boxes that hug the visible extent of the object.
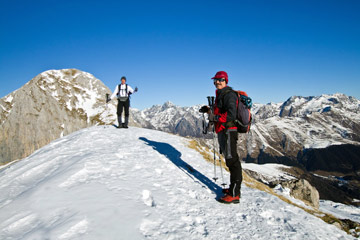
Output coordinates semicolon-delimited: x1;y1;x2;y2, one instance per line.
132;101;204;138
139;93;360;165
2;69;360;171
243;93;360;167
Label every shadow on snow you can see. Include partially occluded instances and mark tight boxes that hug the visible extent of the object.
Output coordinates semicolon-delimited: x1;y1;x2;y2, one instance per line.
139;137;223;199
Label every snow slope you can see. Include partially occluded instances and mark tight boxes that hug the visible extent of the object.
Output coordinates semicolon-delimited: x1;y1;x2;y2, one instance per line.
0;126;357;239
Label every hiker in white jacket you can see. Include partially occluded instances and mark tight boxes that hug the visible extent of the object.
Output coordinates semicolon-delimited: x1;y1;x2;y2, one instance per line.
107;76;137;128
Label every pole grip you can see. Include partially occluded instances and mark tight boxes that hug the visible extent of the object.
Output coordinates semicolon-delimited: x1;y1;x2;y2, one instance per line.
207;96;211;106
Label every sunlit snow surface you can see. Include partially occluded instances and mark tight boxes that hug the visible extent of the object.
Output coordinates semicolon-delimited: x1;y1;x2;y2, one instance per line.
0;126;357;239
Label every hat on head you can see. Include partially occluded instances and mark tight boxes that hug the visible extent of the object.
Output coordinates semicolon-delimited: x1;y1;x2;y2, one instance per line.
211;71;228;84
121;76;126;81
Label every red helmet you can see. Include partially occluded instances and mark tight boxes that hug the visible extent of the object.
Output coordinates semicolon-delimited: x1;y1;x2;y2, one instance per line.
211;71;228;84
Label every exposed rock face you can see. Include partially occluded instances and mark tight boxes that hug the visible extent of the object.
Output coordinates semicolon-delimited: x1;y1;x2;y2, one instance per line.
0;69;118;164
280;179;320;209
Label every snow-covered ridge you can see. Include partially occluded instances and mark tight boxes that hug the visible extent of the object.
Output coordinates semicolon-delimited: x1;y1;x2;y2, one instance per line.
0;126;356;239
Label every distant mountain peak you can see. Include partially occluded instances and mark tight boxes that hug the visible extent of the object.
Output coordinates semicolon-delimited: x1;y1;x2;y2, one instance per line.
163;100;175;107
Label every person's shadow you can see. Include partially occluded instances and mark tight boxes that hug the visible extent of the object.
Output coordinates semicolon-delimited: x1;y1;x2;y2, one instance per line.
139;137;223;199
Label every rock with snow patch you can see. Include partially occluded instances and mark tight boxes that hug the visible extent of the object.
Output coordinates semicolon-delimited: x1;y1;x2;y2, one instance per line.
280;179;320;209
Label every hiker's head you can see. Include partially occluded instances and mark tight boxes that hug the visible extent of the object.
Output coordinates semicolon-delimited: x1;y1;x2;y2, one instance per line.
212;71;228;89
121;76;126;84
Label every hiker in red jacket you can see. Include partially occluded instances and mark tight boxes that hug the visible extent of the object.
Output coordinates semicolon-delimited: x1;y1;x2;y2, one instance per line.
201;71;242;204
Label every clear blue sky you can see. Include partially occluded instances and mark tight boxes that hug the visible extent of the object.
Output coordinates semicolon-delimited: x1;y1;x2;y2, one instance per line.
1;0;359;110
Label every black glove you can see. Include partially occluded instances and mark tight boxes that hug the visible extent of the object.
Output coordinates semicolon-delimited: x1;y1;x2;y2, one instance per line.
134;87;138;92
199;105;210;113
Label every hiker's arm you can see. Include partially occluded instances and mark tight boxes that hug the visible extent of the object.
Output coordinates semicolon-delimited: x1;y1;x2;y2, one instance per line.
128;85;134;95
224;92;237;122
110;85;119;99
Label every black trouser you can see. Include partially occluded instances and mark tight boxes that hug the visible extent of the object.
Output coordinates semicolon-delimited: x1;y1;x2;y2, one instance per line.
218;129;242;197
117;99;130;125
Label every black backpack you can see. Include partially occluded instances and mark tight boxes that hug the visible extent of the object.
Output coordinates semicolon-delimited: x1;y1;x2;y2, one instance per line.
234;90;252;133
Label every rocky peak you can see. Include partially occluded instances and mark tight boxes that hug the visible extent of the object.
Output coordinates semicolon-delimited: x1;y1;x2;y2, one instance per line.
0;69;117;164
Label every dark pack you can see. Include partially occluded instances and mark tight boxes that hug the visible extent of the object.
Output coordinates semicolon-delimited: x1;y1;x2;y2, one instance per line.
234;90;252;133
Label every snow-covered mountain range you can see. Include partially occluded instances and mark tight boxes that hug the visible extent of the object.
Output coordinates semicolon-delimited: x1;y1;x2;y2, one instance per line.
0;126;358;239
1;69;360;175
132;101;204;137
140;94;360;169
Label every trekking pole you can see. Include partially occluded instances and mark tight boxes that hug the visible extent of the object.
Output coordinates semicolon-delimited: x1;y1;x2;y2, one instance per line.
105;93;109;128
218;148;227;188
212;126;218;182
207;96;218;182
210;96;226;187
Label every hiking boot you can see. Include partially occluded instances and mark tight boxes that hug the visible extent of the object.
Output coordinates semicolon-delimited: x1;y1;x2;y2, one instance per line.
219;194;240;204
222;188;230;194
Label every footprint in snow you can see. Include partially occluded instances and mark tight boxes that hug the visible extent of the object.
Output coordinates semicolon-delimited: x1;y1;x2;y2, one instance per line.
142;190;156;207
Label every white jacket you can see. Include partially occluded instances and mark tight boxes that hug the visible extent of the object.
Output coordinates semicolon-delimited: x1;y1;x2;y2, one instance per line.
110;84;134;99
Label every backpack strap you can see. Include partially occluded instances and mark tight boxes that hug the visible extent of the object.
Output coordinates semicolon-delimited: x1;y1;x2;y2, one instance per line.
217;88;235;108
117;84;129;97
